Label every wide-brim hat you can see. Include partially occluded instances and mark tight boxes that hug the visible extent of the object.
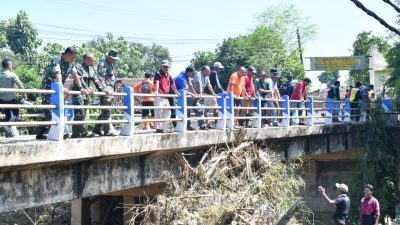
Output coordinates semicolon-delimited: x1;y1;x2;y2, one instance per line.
336;183;348;193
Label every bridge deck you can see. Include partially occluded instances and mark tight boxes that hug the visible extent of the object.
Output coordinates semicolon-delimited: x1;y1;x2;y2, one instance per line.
0;123;364;169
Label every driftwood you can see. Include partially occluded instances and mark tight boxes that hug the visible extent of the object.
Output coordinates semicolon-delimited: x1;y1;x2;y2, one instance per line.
127;141;305;225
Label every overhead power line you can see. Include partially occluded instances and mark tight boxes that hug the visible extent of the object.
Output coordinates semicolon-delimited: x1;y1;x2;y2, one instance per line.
43;0;199;25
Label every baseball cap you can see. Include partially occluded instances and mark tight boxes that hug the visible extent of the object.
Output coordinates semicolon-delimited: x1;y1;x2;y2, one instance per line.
248;66;257;73
185;66;196;73
336;183;348;193
161;60;170;67
213;62;224;69
271;72;281;78
107;49;120;60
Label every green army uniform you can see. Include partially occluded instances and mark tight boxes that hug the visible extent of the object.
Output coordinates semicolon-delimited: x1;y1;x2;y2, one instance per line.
71;63;103;138
36;56;76;138
93;59;116;135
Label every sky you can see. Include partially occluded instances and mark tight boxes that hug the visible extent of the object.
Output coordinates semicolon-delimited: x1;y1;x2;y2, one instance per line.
1;0;399;90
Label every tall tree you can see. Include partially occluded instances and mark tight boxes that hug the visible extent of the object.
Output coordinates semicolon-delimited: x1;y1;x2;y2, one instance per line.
43;42;64;57
348;31;390;85
84;33;143;77
141;43;171;73
0;20;11;48
204;4;316;88
191;51;215;70
6;10;41;56
318;70;339;85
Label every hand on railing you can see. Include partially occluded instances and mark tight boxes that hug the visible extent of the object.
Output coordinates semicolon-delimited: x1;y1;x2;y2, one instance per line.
63;88;69;95
104;89;114;96
80;88;89;95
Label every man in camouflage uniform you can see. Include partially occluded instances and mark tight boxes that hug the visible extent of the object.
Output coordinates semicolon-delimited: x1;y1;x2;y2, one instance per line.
71;53;104;138
91;49;119;136
36;47;84;140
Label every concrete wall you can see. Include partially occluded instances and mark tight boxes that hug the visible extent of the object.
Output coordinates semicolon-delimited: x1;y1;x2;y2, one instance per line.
0;124;368;213
0;124;365;168
0;155;176;213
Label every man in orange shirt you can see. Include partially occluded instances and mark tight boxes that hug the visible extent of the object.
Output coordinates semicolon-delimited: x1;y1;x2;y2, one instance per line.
134;71;155;129
227;67;247;127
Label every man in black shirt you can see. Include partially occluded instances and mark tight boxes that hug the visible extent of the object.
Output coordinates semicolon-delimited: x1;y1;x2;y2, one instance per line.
318;183;350;224
205;62;225;120
207;62;225;95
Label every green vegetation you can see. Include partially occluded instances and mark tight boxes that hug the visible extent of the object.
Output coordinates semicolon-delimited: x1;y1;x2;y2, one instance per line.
0;11;171;78
318;70;339;85
333;100;400;224
348;31;390;86
191;4;317;87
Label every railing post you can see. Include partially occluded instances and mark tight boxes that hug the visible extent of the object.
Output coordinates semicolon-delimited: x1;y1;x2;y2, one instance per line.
175;89;187;132
344;98;351;123
226;92;234;129
281;95;290;127
216;93;226;130
48;82;65;141
252;94;262;128
121;86;135;136
64;101;74;135
306;97;314;126
382;99;396;126
325;98;333;125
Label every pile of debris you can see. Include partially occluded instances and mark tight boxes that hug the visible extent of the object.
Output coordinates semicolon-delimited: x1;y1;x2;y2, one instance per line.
128;142;305;225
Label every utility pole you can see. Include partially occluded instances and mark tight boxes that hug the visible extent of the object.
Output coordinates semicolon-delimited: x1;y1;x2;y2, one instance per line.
296;27;304;65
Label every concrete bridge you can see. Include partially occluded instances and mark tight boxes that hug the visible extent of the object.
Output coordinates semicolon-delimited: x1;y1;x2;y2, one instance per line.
0;85;399;224
0;123;371;224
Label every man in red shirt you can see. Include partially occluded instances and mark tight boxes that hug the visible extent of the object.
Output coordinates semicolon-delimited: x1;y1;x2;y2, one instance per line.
153;60;179;133
290;77;311;125
240;66;256;127
360;184;380;225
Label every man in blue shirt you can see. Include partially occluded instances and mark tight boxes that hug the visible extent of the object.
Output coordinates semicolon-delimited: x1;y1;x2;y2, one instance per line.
318;183;351;225
281;76;296;98
174;66;200;130
174;66;196;91
360;84;374;113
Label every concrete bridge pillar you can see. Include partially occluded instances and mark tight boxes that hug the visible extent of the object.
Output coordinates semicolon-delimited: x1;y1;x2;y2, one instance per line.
71;198;90;225
123;196;136;224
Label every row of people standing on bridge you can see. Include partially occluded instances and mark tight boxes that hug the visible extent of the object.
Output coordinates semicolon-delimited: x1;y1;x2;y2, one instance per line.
35;47;119;139
133;61;313;132
326;80;375;122
0;44;316;138
0;48;121;139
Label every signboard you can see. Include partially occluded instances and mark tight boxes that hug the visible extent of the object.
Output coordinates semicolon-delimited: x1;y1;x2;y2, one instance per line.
308;56;367;71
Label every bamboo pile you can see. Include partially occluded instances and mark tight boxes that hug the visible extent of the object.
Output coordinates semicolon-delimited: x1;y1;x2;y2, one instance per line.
127;142;305;225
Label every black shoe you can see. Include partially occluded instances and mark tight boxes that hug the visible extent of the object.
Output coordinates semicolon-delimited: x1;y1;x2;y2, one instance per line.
187;126;195;131
95;130;103;135
36;134;47;140
71;133;80;138
103;132;116;136
63;134;70;139
88;130;103;138
156;129;164;133
200;125;209;130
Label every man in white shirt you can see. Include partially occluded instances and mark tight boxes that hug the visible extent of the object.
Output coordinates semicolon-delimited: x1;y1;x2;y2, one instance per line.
265;69;281;126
